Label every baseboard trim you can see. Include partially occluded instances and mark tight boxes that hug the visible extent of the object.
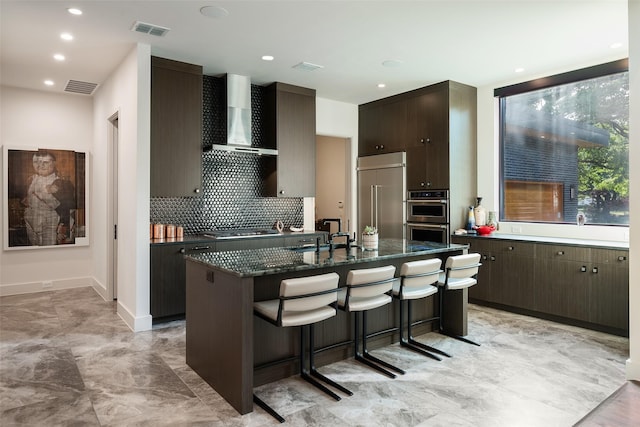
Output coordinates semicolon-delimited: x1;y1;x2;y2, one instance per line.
627;359;640;381
0;276;93;297
117;299;152;332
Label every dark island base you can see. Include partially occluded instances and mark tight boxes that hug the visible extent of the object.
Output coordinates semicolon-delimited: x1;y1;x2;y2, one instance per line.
186;250;467;415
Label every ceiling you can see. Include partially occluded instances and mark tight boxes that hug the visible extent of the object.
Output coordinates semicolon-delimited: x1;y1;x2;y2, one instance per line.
0;0;629;105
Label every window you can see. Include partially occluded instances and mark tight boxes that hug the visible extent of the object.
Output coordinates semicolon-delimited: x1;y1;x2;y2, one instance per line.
496;59;629;226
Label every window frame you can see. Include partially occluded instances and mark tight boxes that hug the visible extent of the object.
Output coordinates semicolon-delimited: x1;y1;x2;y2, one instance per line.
495;58;629;226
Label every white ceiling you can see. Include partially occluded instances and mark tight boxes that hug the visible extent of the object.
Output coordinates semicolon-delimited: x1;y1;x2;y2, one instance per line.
0;0;629;105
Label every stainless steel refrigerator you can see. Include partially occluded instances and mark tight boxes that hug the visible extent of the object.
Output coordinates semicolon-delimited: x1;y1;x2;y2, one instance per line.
357;152;406;240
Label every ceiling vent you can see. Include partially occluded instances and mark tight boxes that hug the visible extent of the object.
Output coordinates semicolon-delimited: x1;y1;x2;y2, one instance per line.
64;80;99;95
131;21;170;37
292;61;324;72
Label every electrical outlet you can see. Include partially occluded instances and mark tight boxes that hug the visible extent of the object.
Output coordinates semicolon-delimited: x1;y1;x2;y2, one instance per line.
42;281;53;288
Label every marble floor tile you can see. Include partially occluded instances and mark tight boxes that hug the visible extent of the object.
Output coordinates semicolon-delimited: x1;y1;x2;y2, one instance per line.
0;287;630;426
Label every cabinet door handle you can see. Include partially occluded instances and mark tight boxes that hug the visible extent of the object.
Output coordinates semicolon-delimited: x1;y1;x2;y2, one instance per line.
592;267;598;274
557;251;564;255
508;246;514;251
279;190;285;195
580;266;587;272
490;256;496;261
420;182;425;187
194;188;200;194
618;256;627;261
482;255;488;260
420;138;431;144
189;246;211;252
179;248;185;254
426;181;432;187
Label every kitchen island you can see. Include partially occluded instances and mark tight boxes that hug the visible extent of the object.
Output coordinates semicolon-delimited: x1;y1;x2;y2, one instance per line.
185;239;468;414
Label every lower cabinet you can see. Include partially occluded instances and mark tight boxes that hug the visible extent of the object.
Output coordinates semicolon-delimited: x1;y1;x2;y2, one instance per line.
452;235;629;335
150;233;328;320
150;242;213;320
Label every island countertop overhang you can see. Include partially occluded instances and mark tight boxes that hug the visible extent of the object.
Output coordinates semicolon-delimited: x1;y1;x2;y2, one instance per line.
185;239;469;277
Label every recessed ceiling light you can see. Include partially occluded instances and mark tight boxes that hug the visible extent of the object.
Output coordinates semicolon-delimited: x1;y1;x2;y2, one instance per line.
60;32;73;41
44;80;54;86
382;59;403;68
610;42;623;49
262;55;274;61
53;54;65;61
515;67;525;73
200;5;229;19
378;83;386;88
67;8;82;16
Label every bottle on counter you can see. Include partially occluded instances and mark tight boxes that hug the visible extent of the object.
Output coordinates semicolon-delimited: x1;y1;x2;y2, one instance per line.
474;197;487;226
467;206;476;230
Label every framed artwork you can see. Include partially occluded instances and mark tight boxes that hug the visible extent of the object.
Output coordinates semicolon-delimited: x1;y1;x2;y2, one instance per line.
3;146;89;250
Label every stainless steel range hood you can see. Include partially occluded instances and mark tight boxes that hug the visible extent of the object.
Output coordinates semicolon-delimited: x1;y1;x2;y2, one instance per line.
207;74;278;156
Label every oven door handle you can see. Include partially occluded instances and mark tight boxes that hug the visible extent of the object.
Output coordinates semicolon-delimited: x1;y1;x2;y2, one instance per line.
407;223;449;230
407;199;448;204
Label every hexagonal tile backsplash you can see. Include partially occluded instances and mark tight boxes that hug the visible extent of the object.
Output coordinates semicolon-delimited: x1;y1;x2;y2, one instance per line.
150;150;303;235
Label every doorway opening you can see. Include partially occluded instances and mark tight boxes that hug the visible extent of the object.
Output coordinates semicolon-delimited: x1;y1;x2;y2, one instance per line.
107;113;119;300
315;135;352;235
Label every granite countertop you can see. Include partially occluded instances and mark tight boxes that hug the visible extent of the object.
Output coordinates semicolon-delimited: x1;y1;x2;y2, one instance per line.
185;239;468;277
452;232;629;250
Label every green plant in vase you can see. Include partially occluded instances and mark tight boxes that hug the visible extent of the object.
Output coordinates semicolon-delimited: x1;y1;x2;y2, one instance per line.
362;226;378;250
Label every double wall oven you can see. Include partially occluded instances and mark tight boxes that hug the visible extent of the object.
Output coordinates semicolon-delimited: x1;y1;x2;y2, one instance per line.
406;189;450;244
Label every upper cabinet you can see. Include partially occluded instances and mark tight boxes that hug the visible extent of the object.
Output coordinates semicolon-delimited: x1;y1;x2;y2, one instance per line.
358;99;407;156
263;82;316;197
151;56;203;197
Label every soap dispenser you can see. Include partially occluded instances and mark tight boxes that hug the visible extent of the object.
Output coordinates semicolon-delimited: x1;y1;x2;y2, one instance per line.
474;197;487;226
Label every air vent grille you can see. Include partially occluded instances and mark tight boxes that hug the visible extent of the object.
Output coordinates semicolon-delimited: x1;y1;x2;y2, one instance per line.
292;61;324;72
64;80;99;95
131;20;170;37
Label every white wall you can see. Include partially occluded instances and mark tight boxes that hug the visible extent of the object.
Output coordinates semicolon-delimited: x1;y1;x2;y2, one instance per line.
93;44;151;332
315;97;359;233
0;86;95;295
626;0;639;381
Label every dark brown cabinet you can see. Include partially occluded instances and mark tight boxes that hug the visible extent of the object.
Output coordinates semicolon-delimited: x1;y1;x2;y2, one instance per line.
454;237;535;310
150;242;212;319
534;245;591;322
359;81;476;230
150;232;327;320
151;56;203;197
588;249;629;330
452;235;629;335
358;100;407;156
264;83;316;197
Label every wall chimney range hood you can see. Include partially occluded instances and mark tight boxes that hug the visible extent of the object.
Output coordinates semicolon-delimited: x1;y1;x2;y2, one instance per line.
206;74;278;156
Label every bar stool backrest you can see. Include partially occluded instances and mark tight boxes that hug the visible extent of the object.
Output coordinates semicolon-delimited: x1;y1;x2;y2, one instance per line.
346;265;396;298
400;258;442;289
444;253;482;279
280;272;340;312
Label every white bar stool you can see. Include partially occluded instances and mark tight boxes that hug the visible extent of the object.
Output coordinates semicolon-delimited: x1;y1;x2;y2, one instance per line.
338;265;405;379
437;253;482;347
394;258;450;361
253;272;352;423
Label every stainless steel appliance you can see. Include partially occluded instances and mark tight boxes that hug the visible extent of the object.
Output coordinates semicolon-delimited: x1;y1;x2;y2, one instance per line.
357;152;406;240
407;190;450;244
407;190;449;223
